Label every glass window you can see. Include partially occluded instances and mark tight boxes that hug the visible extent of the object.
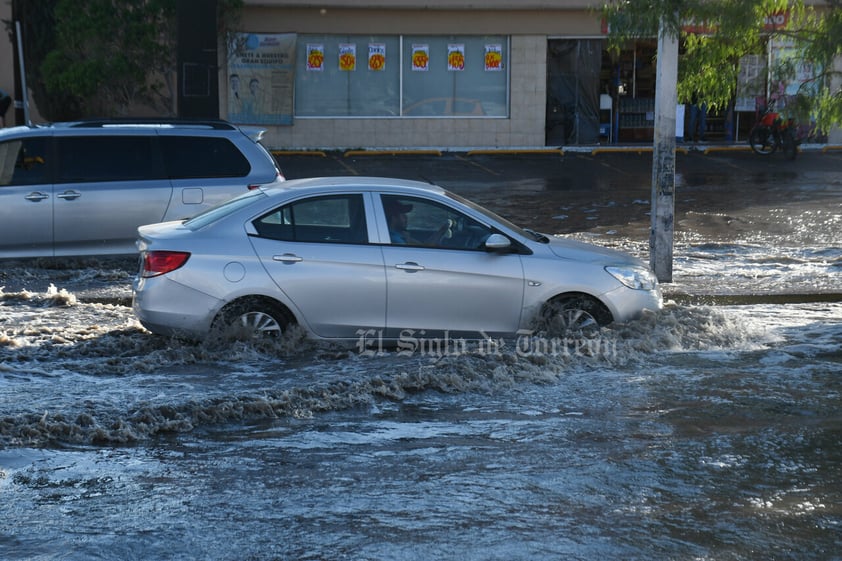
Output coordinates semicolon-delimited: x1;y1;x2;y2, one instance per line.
293;35;508;118
0;137;50;186
254;194;367;244
296;35;401;117
56;136;164;183
160;136;250;179
381;194;493;250
402;36;508;117
185;190;266;231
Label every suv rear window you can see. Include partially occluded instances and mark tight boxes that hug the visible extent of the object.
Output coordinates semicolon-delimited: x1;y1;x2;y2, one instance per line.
161;136;251;179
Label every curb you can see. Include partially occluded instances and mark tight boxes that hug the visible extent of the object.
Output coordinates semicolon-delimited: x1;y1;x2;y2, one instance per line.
271;150;328;157
271;145;842;158
466;148;564;156
344;149;443;157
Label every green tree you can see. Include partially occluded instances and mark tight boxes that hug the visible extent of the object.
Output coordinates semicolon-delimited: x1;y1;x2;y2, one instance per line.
7;0;244;121
602;0;842;135
40;0;177;118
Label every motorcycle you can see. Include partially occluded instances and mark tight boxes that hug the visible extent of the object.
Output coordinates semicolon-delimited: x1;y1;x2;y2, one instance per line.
749;103;798;159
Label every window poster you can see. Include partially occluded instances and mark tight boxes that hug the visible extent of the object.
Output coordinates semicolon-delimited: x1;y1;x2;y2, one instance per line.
412;44;430;71
339;44;357;71
484;44;503;71
306;44;325;71
368;43;386;71
447;44;465;71
227;32;296;125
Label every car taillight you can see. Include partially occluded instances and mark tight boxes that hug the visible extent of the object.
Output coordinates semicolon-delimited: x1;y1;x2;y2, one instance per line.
142;251;190;278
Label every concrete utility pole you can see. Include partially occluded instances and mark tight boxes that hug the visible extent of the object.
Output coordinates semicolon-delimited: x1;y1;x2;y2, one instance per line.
650;16;679;283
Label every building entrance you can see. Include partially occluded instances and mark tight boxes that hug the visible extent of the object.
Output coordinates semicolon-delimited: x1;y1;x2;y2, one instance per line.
545;39;602;145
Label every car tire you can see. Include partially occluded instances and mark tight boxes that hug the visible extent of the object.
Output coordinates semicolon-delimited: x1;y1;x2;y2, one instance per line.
212;297;292;340
540;294;612;336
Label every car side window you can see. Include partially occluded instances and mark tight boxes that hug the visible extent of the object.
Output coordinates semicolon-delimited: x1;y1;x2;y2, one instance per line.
381;195;494;250
254;194;367;244
0;138;50;186
161;136;250;179
56;136;165;183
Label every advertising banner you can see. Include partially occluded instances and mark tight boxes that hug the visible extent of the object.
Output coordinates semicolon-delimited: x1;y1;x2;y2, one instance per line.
368;44;386;71
412;44;430;71
227;32;296;125
447;44;465;71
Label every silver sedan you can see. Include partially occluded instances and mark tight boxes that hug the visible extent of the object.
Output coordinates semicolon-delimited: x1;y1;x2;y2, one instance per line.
132;177;662;341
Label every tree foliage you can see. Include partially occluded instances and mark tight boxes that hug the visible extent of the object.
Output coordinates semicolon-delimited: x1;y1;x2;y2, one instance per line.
40;0;177;118
6;0;244;121
602;0;842;134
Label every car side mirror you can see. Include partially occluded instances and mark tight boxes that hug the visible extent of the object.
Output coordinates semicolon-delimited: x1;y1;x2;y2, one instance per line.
484;233;512;251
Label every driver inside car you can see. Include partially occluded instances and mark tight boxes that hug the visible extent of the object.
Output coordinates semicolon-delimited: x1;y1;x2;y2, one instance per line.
385;199;453;246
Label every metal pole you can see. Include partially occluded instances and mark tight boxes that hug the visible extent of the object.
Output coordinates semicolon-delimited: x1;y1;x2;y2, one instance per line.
15;21;31;125
649;16;679;283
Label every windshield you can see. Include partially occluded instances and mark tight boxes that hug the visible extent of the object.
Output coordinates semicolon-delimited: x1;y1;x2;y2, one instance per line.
184;190;266;230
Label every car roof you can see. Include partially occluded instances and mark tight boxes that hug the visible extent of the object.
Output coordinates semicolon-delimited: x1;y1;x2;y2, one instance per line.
265;176;448;198
0;120;264;141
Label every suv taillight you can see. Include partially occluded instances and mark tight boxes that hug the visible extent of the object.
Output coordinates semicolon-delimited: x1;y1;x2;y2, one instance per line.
142;251;190;278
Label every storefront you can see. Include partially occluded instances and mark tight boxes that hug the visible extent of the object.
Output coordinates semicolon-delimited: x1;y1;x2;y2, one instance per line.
227;1;603;150
225;1;831;150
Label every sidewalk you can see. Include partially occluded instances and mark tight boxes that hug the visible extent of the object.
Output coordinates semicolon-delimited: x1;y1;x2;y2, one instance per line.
271;141;842;159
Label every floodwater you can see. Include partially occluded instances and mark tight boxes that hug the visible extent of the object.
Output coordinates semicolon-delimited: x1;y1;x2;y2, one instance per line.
1;151;840;560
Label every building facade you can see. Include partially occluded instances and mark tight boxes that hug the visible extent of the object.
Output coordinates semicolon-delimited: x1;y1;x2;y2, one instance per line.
3;1;839;148
224;0;610;150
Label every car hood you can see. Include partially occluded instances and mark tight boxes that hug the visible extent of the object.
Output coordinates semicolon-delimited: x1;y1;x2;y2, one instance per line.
545;235;642;266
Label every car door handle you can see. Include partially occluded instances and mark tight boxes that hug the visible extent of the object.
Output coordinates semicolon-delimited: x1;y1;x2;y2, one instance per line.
56;190;82;200
395;262;425;272
273;253;303;263
25;191;50;202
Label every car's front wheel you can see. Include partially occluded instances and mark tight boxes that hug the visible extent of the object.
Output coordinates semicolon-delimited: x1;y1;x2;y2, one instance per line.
539;294;612;336
212;297;292;340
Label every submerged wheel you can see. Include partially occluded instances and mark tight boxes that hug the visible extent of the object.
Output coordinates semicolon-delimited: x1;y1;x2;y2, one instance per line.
540;294;613;336
749;126;777;155
212;297;291;340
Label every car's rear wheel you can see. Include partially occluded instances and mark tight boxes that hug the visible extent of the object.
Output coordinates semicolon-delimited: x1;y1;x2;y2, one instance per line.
540;294;612;336
212;297;292;340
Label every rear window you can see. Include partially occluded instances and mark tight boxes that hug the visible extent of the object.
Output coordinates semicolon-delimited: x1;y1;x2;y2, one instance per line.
56;136;165;183
161;136;250;179
184;189;265;230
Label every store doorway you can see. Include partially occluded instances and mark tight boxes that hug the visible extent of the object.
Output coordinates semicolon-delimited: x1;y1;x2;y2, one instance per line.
545;39;602;145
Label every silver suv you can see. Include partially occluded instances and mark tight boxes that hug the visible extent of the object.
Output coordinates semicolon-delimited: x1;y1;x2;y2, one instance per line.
0;119;284;258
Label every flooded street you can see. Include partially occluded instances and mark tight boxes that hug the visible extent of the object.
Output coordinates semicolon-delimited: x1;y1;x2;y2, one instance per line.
1;150;841;560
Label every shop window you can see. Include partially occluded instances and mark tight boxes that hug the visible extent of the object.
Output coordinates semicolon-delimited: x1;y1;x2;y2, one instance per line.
296;35;401;117
402;36;508;117
295;35;509;118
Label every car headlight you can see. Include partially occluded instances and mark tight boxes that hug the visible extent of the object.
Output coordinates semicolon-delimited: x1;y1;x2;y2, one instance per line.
605;266;658;291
